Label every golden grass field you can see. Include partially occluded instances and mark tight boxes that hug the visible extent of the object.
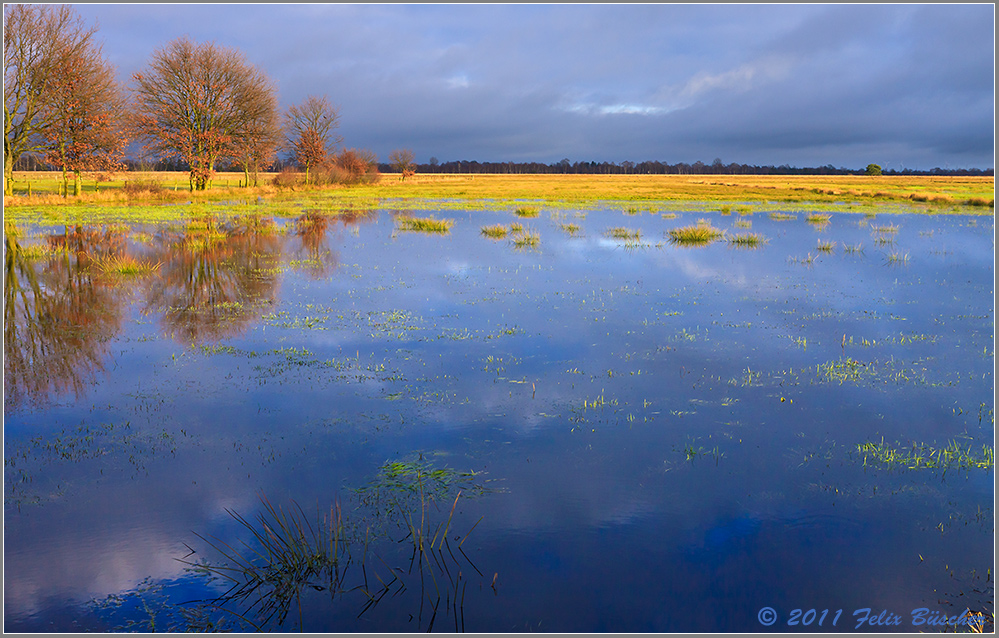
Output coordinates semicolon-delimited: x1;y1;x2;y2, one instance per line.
3;170;994;212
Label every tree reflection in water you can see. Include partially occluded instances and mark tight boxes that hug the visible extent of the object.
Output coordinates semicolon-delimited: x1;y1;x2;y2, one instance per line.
144;216;283;344
4;213;357;409
4;225;127;410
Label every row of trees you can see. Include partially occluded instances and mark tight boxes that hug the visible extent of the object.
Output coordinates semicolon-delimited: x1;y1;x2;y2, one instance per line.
4;4;372;196
410;158;993;177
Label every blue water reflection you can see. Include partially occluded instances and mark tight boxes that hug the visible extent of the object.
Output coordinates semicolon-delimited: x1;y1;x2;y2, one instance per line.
4;205;993;632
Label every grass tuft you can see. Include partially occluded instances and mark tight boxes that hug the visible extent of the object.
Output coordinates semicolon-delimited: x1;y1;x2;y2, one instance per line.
514;206;540;218
728;232;767;248
668;224;723;246
480;224;508;239
604;227;641;240
397;216;453;233
512;228;540;248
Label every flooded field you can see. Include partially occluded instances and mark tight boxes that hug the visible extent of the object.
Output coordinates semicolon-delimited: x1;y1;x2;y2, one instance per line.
3;202;994;632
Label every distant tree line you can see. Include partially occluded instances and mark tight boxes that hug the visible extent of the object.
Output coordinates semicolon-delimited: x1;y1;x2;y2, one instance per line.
386;157;993;177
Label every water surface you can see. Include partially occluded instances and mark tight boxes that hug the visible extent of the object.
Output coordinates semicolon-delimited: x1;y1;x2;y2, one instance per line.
4;203;994;632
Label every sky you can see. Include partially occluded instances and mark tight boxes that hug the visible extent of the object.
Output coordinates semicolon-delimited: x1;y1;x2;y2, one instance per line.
69;3;995;170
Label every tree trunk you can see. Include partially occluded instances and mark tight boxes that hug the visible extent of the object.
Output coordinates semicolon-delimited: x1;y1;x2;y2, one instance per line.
73;171;81;196
4;162;13;196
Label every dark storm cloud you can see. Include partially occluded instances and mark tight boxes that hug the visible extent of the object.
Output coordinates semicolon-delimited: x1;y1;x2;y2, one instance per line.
72;4;995;169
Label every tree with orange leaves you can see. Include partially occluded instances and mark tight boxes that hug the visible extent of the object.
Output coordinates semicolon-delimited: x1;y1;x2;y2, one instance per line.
284;95;342;185
41;36;128;197
131;37;278;191
3;4;99;195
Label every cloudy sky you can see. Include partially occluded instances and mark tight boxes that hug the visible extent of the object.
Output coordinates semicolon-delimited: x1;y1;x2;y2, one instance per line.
73;3;994;169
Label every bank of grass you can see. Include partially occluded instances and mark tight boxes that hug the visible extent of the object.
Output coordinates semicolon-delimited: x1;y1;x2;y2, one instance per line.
5;171;993;225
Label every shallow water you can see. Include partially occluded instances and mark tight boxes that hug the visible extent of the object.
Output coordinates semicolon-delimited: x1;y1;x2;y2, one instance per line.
4;204;994;632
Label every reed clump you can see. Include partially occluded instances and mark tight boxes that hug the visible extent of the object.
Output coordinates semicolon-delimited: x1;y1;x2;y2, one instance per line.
480;224;508;239
728;232;767;248
605;227;641;240
668;224;723;246
396;216;453;233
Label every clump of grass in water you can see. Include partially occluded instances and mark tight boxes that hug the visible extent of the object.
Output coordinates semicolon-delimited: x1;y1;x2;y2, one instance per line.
857;437;994;470
605;227;641;240
512;229;540;248
509;222;524;233
805;213;832;224
872;223;899;234
733;219;752;229
668;223;723;246
769;212;796;221
816;239;836;253
886;250;909;265
480;224;508;239
559;222;582;236
93;254;161;276
396;216;453;233
728;232;767;248
844;243;864;254
719;205;732;215
513;206;539;218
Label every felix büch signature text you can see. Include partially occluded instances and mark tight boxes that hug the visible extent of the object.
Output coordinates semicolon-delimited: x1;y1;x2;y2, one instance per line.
757;606;982;629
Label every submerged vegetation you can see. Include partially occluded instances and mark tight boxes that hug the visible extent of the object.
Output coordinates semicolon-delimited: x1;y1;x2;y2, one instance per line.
179;457;497;631
857;438;994;470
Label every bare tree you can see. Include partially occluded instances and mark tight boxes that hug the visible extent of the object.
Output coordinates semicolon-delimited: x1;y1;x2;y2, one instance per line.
284;95;342;185
3;5;98;195
130;37;278;191
389;148;416;180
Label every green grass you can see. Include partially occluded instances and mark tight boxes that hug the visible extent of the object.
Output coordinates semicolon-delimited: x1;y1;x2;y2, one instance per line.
843;243;864;254
805;213;832;224
727;232;767;248
514;206;540;217
816;239;836;252
480;224;508;239
769;212;796;221
559;222;582;236
396;216;453;233
667;224;723;246
857;438;994;470
733;219;752;229
604;226;641;240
